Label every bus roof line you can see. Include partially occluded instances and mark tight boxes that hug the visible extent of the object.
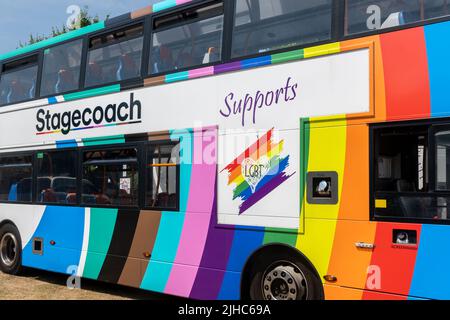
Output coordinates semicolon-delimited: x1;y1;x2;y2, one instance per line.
0;0;193;62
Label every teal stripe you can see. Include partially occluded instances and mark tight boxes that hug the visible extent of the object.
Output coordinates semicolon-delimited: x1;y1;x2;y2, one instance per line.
140;129;193;290
0;22;105;61
82;208;118;280
63;84;120;101
82;135;125;147
165;71;189;83
153;0;177;12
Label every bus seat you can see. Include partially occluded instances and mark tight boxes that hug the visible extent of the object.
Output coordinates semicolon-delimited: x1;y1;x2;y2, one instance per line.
41;189;58;203
116;53;137;81
155;192;169;207
177;52;194;69
28;79;36;99
55;69;74;94
66;193;77;204
168;193;177;208
152;45;174;74
7;80;27;104
381;12;405;29
87;62;103;85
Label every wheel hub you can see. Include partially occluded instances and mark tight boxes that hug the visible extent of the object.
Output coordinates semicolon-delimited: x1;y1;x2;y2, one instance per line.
0;233;18;267
262;263;307;300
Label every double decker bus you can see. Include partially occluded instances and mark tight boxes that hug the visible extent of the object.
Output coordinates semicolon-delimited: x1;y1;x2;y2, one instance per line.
1;0;450;300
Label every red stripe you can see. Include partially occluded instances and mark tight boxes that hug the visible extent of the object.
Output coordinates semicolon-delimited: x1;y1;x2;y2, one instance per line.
381;27;431;120
363;222;421;298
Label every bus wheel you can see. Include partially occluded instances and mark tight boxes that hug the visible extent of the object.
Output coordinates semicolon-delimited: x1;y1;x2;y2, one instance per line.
249;256;323;300
0;224;22;275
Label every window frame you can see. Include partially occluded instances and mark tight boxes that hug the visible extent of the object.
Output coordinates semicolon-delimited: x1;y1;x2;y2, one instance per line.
80;143;143;209
84;21;147;90
34;148;80;207
342;0;450;40
229;0;336;61
148;0;227;77
0;150;35;205
38;38;85;100
143;140;181;212
0;53;41;107
370;119;450;225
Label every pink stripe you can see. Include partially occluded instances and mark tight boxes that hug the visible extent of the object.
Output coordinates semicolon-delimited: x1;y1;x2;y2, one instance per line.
164;265;198;297
164;127;217;295
176;0;192;5
189;67;214;79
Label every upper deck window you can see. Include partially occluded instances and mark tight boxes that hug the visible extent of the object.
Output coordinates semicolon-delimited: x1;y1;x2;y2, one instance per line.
85;24;144;88
40;39;83;97
345;0;450;35
0;56;38;106
149;1;224;75
231;0;333;58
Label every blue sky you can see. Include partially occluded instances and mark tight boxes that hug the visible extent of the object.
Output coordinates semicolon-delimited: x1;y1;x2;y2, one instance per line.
0;1;160;54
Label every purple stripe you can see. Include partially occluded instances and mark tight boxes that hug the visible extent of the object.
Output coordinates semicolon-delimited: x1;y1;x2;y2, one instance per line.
240;172;293;213
189;184;236;299
214;62;242;74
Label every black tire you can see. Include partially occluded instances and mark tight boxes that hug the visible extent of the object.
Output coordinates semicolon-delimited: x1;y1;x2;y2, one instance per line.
0;224;22;275
248;252;323;300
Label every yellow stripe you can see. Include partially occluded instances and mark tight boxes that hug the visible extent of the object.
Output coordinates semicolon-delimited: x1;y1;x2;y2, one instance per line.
304;43;341;59
296;120;347;278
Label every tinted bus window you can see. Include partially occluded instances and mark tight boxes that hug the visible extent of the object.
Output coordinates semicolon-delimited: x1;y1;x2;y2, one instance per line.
82;148;139;207
40;40;83;97
146;142;179;210
345;0;450;35
150;2;224;75
36;150;78;204
85;25;144;88
0;155;32;202
231;0;332;58
0;56;38;106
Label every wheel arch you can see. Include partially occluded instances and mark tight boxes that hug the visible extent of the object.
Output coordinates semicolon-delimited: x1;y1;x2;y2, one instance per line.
240;243;323;299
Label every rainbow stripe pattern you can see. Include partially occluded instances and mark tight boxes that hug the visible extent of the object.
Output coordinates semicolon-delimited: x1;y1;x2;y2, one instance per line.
222;128;294;214
8;0;450;301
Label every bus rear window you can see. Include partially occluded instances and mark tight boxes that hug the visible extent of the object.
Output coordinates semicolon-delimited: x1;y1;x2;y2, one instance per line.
0;56;38;106
231;0;332;58
345;0;450;35
149;1;224;75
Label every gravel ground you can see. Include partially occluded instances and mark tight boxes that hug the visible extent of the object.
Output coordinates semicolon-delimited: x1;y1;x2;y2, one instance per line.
0;268;174;300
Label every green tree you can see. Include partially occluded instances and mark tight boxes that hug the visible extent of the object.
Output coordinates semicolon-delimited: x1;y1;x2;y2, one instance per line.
18;6;107;48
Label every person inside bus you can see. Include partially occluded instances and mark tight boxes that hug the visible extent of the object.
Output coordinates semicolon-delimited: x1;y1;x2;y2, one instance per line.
86;62;104;87
55;69;76;94
116;53;138;81
151;45;174;74
6;78;27;104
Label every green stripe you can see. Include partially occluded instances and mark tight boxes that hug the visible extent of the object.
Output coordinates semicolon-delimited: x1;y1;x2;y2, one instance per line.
165;71;189;83
299;118;310;234
0;22;105;61
153;0;177;12
82;135;125;147
271;49;304;65
263;228;298;246
63;84;120;101
83;208;118;280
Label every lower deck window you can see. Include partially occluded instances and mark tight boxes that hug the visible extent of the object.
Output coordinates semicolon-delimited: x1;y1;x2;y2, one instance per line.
373;123;450;221
36;150;78;204
82;148;139;207
146;142;180;210
0;155;32;202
